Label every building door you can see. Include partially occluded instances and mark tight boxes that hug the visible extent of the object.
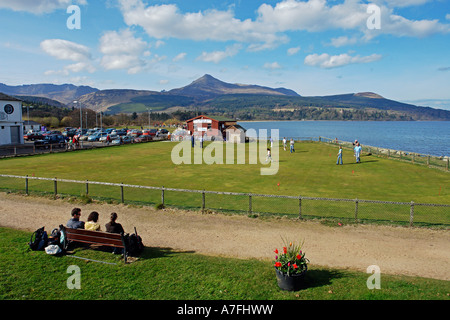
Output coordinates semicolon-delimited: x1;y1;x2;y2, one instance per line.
10;126;20;144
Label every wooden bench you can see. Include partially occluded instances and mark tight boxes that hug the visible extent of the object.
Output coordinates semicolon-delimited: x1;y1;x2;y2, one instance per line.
60;225;129;262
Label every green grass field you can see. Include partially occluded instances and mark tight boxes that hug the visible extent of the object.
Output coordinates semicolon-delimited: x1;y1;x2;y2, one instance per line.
1;227;449;300
0;140;449;225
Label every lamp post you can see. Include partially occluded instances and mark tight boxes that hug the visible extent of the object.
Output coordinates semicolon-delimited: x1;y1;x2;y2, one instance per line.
74;100;82;133
147;108;151;130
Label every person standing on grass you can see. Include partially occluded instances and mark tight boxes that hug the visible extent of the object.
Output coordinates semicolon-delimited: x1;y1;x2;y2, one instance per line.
354;142;362;163
283;137;287;151
336;146;343;165
266;148;272;163
290;138;295;153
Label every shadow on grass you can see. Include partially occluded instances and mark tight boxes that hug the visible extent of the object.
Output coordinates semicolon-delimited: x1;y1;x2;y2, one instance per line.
141;246;195;259
296;269;346;291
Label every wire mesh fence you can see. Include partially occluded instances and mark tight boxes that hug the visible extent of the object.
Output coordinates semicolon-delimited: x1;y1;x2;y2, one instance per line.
1;174;448;228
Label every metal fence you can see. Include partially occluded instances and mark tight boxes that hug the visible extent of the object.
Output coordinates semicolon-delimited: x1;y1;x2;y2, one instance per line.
0;174;448;228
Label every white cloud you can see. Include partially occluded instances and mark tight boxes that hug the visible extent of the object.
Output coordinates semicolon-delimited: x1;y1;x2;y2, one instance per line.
328;36;358;47
263;62;282;70
40;39;91;61
287;46;301;55
304;53;382;69
40;39;95;75
118;0;450;52
99;29;149;74
446;14;450;20
173;52;187;62
0;0;86;14
196;44;241;63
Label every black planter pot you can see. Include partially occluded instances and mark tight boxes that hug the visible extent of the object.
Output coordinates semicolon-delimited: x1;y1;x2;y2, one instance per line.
275;266;308;291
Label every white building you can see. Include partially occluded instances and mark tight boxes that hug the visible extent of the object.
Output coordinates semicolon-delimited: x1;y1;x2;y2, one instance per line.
0;93;24;145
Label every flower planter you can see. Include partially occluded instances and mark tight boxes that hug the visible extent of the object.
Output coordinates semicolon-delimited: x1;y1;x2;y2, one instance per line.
275;266;307;291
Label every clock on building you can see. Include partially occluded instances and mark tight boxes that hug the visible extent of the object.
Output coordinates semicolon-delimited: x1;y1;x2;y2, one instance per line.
4;104;14;114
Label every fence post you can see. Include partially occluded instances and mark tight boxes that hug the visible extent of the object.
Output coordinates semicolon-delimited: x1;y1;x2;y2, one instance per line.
85;180;89;195
25;175;29;195
410;201;414;227
446;158;449;171
54;177;57;199
202;190;205;213
248;194;252;214
161;186;165;206
427;155;430;167
298;196;302;219
120;183;124;203
354;198;358;223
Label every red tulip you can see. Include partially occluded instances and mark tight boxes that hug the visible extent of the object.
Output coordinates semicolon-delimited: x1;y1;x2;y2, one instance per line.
274;262;282;267
274;249;278;254
293;263;298;269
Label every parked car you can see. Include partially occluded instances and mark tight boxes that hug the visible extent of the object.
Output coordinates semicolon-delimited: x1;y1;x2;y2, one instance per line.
99;134;118;143
134;135;152;143
127;129;142;137
24;131;44;141
115;129;128;136
88;132;108;142
112;135;133;145
34;134;66;149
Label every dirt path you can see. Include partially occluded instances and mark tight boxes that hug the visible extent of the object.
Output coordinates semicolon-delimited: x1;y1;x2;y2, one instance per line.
0;192;449;281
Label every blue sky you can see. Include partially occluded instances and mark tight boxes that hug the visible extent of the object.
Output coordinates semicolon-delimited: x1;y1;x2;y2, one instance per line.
0;0;449;109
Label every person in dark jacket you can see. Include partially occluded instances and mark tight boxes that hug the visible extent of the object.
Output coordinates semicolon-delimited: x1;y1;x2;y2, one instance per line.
105;212;124;234
105;212;125;254
67;207;85;229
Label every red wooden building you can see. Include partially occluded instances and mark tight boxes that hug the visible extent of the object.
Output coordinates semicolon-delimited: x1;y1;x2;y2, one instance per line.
185;115;246;142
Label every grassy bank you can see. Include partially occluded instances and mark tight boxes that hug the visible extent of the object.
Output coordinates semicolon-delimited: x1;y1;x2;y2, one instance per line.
0;227;448;300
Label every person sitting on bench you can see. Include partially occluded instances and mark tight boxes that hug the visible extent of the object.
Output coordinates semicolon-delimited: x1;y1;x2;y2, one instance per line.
67;208;85;229
85;211;101;231
105;212;125;254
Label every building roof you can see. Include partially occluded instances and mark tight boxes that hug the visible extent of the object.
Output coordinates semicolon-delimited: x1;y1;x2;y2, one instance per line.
186;114;235;123
0;92;21;102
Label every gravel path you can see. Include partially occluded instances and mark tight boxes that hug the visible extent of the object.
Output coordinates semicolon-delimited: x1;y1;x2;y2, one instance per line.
0;192;448;281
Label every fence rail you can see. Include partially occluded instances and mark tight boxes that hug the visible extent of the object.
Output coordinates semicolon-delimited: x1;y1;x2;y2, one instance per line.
0;174;448;228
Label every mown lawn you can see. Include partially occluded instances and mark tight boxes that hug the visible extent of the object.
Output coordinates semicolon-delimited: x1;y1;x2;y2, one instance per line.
0;227;449;301
0;141;448;225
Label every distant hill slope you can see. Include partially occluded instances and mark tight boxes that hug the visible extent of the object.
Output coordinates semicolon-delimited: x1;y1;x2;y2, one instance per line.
0;83;98;105
167;74;299;98
1;75;449;120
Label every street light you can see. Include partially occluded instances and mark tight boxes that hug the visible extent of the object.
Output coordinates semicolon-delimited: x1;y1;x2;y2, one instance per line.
73;100;82;133
147;108;151;130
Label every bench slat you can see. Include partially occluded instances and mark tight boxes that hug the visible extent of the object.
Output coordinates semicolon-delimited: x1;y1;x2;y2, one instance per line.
65;228;122;239
66;233;124;247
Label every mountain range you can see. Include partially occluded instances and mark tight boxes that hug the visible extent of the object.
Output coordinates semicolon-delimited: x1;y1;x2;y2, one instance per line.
1;74;449;120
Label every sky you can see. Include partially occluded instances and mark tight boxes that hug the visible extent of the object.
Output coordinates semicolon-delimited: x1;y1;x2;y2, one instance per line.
0;0;449;109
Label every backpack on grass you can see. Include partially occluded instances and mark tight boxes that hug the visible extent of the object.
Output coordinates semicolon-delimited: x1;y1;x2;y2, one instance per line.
28;227;48;251
125;228;144;257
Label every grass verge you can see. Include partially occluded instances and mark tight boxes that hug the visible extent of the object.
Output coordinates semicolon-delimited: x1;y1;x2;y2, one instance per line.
1;227;448;301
